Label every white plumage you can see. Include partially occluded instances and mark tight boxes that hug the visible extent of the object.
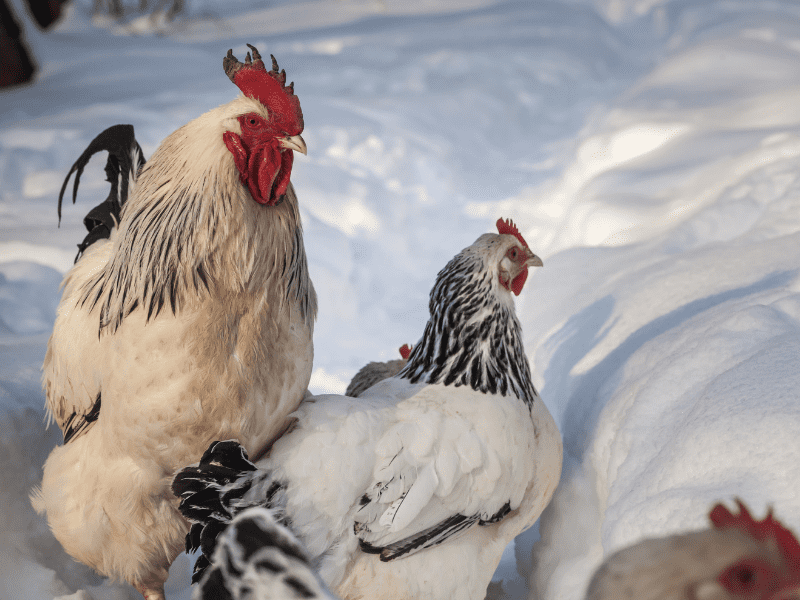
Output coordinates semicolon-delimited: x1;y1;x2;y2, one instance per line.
174;219;563;600
32;47;315;600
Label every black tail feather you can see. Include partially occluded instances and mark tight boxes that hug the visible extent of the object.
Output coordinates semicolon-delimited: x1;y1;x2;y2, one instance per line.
172;440;283;585
58;124;145;261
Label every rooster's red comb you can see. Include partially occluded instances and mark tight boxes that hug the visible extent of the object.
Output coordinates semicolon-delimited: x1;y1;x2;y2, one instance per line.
496;218;529;249
710;499;800;570
223;45;304;135
399;344;412;360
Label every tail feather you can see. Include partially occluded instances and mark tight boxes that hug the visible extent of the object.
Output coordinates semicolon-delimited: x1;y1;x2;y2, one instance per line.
58;124;145;261
172;440;285;584
195;507;338;600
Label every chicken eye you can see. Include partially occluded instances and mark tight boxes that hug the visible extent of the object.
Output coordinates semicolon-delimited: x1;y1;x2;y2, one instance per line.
718;560;775;594
507;247;519;260
241;113;265;130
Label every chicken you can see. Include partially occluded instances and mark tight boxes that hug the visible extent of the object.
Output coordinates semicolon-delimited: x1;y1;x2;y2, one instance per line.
585;500;800;600
195;507;338;600
345;343;412;397
31;45;317;600
173;218;563;600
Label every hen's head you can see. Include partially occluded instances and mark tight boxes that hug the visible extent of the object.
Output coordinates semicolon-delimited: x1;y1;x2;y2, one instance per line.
465;218;542;299
585;500;800;600
222;45;306;206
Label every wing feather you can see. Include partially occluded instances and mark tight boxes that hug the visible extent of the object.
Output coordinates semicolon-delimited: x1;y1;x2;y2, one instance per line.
351;385;535;561
42;239;112;442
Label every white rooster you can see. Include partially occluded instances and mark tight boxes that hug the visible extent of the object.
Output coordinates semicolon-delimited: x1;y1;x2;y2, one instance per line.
585;500;800;600
173;218;563;600
32;45;316;600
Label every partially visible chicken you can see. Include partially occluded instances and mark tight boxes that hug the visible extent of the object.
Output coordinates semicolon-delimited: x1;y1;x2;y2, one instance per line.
32;45;316;600
195;507;338;600
173;218;563;600
585;500;800;600
345;344;412;397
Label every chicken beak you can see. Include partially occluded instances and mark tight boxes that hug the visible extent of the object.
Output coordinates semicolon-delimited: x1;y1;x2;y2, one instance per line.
525;247;543;268
279;134;307;155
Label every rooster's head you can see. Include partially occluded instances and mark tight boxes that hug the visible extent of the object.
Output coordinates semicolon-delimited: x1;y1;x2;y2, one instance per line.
223;45;306;206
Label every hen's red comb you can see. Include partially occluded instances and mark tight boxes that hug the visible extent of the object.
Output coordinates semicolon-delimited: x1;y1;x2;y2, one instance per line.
223;45;304;135
710;499;800;570
496;218;529;249
399;344;412;360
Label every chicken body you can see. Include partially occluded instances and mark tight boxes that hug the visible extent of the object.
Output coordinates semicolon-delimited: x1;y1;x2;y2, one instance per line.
174;220;563;600
344;344;411;397
585;501;800;600
32;50;316;600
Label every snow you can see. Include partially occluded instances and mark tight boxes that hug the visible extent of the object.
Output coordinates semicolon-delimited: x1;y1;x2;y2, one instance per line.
2;0;800;598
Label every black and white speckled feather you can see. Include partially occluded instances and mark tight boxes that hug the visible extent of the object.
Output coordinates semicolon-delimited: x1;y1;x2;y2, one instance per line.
173;440;290;584
196;507;338;600
399;234;539;411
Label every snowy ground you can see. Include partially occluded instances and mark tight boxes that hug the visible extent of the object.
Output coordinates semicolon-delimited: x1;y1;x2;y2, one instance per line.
2;0;800;598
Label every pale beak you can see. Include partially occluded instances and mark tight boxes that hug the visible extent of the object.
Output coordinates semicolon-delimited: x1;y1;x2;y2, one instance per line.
279;134;307;155
525;247;543;268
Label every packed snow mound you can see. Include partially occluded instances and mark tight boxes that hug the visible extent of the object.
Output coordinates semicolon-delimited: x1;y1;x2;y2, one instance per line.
523;7;800;598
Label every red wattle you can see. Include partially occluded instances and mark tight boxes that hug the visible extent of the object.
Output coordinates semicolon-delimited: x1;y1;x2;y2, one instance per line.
224;133;296;206
510;268;528;296
254;144;281;205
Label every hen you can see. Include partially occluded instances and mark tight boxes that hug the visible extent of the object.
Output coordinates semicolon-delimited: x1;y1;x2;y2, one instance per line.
585;500;800;600
31;45;316;600
195;507;337;600
173;218;563;600
345;343;412;397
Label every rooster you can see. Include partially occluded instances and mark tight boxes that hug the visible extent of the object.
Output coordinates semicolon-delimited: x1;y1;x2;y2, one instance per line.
585;500;800;600
173;218;563;600
31;45;316;600
195;507;338;600
345;343;412;397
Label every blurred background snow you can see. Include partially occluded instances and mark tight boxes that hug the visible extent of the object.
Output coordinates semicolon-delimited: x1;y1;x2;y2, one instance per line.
2;0;800;598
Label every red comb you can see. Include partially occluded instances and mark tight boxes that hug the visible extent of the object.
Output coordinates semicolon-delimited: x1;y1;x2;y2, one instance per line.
223;45;304;135
399;344;412;360
710;499;800;571
496;218;529;249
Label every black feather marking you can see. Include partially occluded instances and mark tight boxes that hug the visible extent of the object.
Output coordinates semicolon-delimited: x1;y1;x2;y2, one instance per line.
358;513;480;562
62;392;101;444
283;575;316;598
195;566;234;600
196;263;209;292
255;558;285;574
58;125;145;262
479;502;511;525
172;440;291;586
223;540;243;578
